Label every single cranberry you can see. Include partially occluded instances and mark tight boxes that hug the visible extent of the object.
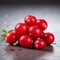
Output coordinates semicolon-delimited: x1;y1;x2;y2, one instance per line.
5;32;17;44
37;19;48;31
24;15;37;26
34;38;46;49
29;26;44;38
19;35;33;48
15;23;28;38
43;32;55;44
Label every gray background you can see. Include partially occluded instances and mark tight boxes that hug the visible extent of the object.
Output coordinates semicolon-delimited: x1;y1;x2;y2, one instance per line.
0;4;60;39
0;3;60;60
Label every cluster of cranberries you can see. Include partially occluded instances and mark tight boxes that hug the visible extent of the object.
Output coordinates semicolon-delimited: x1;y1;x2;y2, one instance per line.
5;15;55;50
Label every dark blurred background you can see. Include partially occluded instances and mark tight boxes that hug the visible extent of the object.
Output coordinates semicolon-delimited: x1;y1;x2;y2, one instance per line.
0;0;60;5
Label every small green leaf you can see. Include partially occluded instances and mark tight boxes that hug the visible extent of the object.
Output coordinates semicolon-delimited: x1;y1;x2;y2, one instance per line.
2;29;7;33
8;29;14;33
1;33;6;38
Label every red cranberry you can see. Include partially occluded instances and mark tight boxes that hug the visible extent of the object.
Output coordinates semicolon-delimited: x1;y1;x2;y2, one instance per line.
19;35;33;48
5;32;17;44
43;32;55;44
34;38;46;49
29;26;44;38
15;23;28;38
37;19;48;31
24;15;37;26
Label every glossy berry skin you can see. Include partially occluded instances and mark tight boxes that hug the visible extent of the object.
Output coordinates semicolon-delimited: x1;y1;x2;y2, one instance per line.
29;26;44;38
19;35;33;48
5;32;17;44
15;23;28;38
34;38;46;49
43;32;55;44
24;15;37;26
37;19;48;31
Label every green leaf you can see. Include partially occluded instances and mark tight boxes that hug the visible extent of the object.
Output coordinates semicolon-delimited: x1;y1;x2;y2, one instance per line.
1;33;6;38
8;29;14;33
2;29;7;33
1;29;14;39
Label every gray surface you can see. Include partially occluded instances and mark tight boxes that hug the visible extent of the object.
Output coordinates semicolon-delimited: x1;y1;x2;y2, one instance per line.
0;4;60;60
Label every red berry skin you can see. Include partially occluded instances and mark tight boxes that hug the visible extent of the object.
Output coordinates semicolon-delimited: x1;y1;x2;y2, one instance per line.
5;32;17;44
24;15;37;26
15;23;28;38
43;32;55;44
29;26;44;38
19;35;33;48
34;38;46;49
37;19;48;31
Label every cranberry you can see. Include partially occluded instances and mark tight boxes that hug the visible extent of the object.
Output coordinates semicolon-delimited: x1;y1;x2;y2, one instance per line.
24;15;37;26
15;23;28;38
37;19;48;31
19;35;33;48
29;26;44;38
43;32;55;44
5;32;17;44
34;38;46;49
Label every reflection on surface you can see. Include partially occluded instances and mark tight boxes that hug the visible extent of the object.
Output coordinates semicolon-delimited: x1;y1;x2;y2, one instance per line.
43;45;54;52
4;45;54;60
